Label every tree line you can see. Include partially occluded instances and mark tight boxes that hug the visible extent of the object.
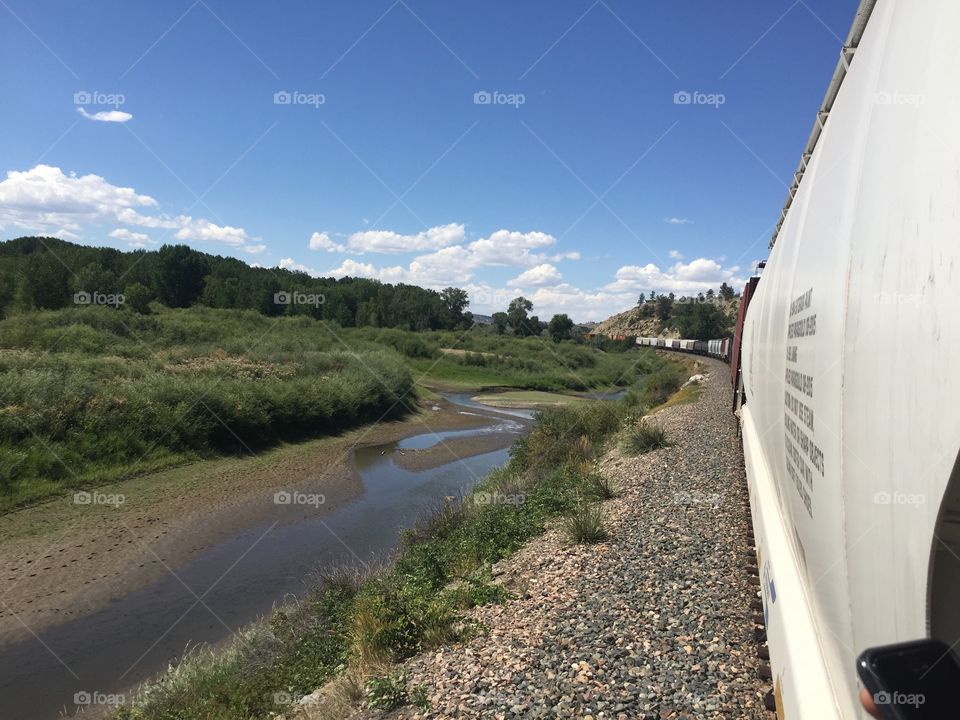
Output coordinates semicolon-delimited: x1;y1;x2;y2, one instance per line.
0;237;472;330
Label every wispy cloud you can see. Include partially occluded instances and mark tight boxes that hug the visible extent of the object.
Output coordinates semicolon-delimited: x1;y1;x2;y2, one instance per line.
77;107;133;123
664;216;692;225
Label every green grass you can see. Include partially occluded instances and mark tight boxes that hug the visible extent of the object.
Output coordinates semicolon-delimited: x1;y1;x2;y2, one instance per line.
619;422;670;455
563;501;609;543
0;307;676;512
0;307;416;511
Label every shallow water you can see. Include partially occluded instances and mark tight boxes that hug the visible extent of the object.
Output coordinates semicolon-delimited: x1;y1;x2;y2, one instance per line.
0;395;525;720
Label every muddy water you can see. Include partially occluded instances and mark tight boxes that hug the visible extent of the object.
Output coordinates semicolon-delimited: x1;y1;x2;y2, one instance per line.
0;396;527;720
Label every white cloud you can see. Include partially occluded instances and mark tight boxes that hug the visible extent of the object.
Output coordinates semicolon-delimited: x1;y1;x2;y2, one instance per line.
508;263;562;287
668;249;684;260
605;257;745;296
77;107;133;123
109;227;152;248
0;165;156;234
0;165;264;254
345;223;465;253
308;231;345;252
664;217;692;225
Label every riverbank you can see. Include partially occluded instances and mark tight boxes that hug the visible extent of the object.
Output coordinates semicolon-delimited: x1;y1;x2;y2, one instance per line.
341;358;769;719
0;397;512;646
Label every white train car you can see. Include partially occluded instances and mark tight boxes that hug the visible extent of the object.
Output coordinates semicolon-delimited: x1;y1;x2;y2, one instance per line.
739;0;960;716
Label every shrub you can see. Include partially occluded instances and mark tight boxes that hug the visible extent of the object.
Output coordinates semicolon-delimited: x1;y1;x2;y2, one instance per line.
563;501;608;543
364;672;409;711
619;422;669;455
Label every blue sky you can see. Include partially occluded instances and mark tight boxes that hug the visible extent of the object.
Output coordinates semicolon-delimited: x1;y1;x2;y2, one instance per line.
0;0;858;321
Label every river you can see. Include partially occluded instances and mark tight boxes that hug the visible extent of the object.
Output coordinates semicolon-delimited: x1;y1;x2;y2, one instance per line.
0;394;533;720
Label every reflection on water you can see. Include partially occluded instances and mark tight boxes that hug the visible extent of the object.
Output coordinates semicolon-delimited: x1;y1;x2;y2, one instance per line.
0;393;525;720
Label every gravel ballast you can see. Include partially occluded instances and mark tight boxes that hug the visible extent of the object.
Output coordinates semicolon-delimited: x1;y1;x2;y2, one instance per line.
361;357;770;719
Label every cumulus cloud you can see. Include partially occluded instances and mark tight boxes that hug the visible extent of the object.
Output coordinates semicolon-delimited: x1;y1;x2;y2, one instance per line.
664;217;692;225
310;227;579;289
77;107;133;123
308;231;345;252
0;164;264;254
604;257;746;296
508;263;562;287
668;249;684;260
344;223;465;253
174;218;252;247
109;227;152;248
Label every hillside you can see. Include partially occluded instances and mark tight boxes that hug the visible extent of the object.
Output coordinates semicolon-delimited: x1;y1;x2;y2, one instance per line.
595;294;741;339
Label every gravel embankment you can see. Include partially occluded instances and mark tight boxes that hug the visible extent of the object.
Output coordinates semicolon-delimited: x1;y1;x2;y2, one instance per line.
364;357;770;719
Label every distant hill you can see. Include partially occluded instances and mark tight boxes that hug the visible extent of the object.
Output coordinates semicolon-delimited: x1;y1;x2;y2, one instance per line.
594;294;740;340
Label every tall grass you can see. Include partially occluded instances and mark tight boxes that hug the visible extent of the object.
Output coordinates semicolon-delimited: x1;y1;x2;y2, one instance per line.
0;307;415;511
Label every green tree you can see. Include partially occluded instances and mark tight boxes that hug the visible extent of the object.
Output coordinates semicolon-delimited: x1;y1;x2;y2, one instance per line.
72;262;117;296
655;294;673;322
507;297;533;337
440;287;469;326
547;313;574;342
492;311;508;335
674;303;729;339
719;282;736;301
154;245;208;308
20;252;70;309
123;282;154;314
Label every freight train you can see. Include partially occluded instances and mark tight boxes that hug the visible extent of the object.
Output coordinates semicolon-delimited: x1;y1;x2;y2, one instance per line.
635;336;731;361
733;1;960;718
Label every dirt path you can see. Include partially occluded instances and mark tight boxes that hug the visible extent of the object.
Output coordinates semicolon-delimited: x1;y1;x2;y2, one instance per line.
0;398;510;646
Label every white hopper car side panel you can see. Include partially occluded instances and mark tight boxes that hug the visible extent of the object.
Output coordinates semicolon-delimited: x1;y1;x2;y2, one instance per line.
741;1;960;717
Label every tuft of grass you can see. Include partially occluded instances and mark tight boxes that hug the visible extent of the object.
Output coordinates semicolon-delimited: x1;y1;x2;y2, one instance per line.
586;471;622;499
563;501;608;543
619;422;669;455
